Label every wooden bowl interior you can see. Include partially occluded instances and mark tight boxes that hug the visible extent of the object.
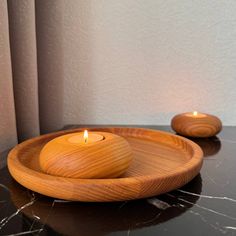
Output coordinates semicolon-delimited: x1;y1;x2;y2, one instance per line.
19;128;193;178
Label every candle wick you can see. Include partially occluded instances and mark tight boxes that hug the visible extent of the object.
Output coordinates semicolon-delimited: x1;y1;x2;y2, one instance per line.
84;130;88;144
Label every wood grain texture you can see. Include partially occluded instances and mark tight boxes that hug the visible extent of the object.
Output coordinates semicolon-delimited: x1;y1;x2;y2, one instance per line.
39;132;133;179
171;113;222;138
7;127;203;202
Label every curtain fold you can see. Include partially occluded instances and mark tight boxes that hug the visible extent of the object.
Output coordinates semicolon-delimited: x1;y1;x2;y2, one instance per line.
8;0;40;141
0;0;18;165
0;0;64;161
35;0;64;134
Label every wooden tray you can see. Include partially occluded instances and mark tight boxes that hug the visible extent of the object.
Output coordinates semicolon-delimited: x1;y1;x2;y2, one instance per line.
7;127;203;202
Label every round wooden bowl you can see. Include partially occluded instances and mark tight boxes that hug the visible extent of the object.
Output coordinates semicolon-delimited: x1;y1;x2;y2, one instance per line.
7;127;203;202
39;132;133;179
171;112;222;138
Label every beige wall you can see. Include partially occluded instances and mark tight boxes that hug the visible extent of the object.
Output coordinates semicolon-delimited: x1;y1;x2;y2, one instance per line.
61;1;236;125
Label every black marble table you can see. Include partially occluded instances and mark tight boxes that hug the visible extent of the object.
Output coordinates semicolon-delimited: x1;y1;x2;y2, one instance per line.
0;126;236;236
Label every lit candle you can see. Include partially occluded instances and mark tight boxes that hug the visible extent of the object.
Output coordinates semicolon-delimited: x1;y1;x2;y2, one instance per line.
68;130;104;144
185;111;206;118
39;130;133;179
171;112;222;138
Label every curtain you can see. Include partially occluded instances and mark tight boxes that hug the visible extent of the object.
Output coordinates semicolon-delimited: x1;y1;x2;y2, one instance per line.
0;0;64;166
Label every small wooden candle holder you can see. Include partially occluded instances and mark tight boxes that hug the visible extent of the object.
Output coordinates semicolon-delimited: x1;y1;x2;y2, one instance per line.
39;132;133;179
171;112;222;138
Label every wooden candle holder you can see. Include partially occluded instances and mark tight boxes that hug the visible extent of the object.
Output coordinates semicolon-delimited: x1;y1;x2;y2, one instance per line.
171;112;222;138
39;132;133;179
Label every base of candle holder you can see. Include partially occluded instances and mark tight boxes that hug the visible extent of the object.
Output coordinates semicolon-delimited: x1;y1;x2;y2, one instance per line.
39;132;133;179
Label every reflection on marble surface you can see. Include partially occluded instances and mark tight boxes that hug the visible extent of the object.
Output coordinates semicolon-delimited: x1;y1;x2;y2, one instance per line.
189;136;221;158
0;126;236;236
1;173;202;236
0;149;9;170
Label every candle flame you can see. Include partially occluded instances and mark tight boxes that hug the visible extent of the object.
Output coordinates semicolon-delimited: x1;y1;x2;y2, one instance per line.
84;130;88;143
193;111;198;116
